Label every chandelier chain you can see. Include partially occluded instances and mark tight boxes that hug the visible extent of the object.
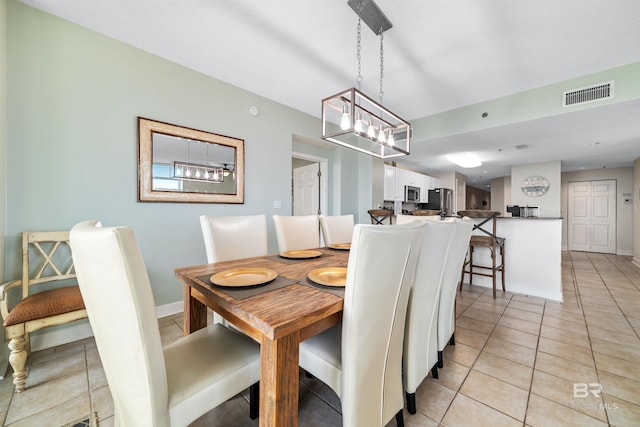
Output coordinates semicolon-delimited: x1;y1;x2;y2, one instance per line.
379;27;384;103
356;19;362;89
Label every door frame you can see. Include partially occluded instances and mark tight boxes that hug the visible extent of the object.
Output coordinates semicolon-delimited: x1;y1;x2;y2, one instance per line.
292;151;328;216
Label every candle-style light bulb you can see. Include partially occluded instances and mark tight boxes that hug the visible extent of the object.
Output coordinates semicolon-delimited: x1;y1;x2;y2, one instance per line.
340;105;350;130
387;129;395;146
377;127;386;143
354;112;364;133
367;119;376;139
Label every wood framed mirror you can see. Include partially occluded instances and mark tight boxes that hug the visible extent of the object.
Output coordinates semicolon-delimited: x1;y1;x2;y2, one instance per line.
138;117;244;203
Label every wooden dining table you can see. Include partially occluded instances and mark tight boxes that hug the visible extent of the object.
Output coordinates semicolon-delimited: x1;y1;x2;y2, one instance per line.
175;247;349;427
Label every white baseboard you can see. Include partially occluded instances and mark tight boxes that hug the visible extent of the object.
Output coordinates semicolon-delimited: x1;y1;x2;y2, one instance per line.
616;249;633;256
466;281;563;303
28;301;184;353
633;257;640;269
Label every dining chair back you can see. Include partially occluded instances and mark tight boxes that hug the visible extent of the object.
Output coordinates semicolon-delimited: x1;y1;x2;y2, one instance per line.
436;217;473;368
70;220;260;427
272;214;320;252
320;214;355;246
200;214;268;263
403;219;456;414
395;214;442;224
299;222;425;427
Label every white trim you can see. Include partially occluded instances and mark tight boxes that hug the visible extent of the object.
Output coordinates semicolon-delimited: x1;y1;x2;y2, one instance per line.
28;301;184;353
467;281;564;303
632;257;640;269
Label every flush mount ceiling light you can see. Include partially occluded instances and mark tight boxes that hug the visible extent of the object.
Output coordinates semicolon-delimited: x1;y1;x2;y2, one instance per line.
321;0;410;159
446;152;482;168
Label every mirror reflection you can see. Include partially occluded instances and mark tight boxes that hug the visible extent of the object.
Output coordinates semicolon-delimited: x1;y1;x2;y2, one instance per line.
138;117;244;204
151;133;237;194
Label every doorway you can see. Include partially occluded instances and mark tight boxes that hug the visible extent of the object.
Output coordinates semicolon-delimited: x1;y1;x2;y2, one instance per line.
291;152;328;216
568;180;616;253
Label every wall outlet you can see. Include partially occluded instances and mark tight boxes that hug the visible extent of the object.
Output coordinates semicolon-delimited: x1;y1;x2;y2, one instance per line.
273;200;282;209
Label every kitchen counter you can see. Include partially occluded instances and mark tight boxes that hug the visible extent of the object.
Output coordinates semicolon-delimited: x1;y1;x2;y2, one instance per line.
464;216;563;302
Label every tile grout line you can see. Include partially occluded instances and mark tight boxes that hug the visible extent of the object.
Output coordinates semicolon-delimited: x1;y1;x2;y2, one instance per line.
443;288;531;426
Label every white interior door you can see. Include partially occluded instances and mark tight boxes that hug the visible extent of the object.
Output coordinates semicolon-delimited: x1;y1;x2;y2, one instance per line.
568;180;616;253
293;163;320;215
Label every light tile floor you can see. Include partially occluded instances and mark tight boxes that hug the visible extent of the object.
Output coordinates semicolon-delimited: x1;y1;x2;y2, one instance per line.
1;251;639;426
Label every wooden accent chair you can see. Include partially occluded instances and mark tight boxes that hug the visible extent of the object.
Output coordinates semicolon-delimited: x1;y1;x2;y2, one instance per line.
367;209;393;225
0;231;87;392
458;210;506;299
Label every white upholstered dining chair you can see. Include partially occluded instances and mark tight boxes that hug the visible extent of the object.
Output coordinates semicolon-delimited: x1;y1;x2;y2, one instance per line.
298;222;425;427
395;214;442;224
403;219;456;414
200;214;269;325
437;217;474;368
272;214;320;252
199;214;268;263
319;214;355;246
70;220;261;427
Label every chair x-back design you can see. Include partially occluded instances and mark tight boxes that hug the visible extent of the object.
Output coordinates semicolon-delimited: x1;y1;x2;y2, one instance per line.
0;231;88;392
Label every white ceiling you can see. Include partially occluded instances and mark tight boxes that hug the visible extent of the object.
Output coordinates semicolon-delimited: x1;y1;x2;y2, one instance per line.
18;0;640;188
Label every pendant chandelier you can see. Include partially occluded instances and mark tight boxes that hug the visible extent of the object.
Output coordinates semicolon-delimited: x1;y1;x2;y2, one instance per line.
321;0;410;159
170;140;227;183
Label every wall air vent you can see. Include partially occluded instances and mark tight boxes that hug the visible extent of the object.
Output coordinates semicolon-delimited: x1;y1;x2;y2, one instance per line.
563;81;614;107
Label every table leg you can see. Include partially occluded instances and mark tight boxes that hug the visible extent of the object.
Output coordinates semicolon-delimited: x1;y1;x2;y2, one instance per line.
183;284;207;335
259;332;300;427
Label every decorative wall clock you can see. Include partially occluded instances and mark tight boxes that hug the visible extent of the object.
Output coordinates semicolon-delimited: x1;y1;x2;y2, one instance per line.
521;175;550;197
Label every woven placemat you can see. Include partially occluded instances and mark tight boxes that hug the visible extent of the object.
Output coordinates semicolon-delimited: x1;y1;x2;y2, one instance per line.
198;274;298;300
265;252;334;265
302;277;345;297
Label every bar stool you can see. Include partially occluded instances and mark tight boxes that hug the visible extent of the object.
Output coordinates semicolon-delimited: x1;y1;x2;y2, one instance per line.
368;209;393;225
458;210;505;298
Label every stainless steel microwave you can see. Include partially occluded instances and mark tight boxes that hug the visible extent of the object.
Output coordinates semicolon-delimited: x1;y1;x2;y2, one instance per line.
404;185;420;203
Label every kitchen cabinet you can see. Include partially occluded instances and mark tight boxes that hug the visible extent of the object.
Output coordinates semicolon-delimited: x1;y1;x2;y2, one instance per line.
426;176;440;190
383;164;397;201
419;175;429;203
383;165;439;202
394;168;407;201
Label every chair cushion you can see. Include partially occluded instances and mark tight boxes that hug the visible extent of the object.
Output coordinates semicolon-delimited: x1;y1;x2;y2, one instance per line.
3;285;85;326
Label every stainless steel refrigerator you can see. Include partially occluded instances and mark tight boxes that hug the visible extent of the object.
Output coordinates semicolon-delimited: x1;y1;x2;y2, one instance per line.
425;188;454;216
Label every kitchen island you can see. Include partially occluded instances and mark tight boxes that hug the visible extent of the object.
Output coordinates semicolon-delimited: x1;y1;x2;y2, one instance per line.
463;216;563;302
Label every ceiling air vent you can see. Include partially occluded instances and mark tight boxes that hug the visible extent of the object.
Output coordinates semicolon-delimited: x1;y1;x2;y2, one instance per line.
515;144;530;150
393;127;413;141
563;81;614;107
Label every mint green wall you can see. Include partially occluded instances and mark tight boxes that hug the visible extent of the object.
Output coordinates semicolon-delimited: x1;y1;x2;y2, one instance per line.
5;1;369;305
1;0;8;374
